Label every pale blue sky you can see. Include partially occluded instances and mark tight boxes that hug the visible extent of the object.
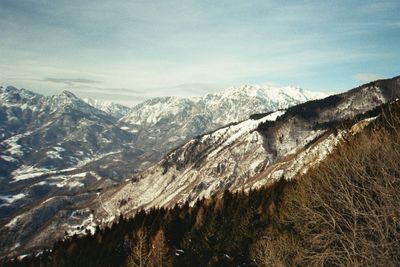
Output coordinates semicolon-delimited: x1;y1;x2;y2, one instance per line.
0;0;399;106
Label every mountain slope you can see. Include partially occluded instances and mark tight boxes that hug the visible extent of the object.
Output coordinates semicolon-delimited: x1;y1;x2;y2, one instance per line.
97;76;400;224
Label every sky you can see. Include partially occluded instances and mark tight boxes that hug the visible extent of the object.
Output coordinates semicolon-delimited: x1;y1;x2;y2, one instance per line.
0;0;399;106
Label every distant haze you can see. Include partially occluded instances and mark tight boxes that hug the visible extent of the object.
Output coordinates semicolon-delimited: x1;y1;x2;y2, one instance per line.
0;0;399;106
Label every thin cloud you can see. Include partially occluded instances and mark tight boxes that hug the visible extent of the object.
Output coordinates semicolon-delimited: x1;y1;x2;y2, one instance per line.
43;77;101;86
66;85;145;95
80;87;146;97
0;1;398;102
355;73;386;83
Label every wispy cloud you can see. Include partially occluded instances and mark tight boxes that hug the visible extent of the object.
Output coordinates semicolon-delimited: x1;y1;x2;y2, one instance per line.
0;0;399;105
42;77;100;86
355;73;386;83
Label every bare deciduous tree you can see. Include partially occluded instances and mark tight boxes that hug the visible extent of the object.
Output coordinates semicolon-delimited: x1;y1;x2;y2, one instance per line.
127;228;149;267
148;229;170;267
252;106;400;266
251;234;301;267
284;116;400;266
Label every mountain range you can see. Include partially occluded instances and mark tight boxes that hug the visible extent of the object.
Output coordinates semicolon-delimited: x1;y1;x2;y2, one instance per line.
2;76;400;260
0;84;326;258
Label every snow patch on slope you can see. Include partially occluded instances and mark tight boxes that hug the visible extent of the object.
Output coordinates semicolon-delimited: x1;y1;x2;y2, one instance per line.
99;111;285;218
204;110;285;158
0;193;26;204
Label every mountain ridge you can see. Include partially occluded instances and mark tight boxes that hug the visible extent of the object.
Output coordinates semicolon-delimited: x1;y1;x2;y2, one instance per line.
96;75;400;225
0;83;328;258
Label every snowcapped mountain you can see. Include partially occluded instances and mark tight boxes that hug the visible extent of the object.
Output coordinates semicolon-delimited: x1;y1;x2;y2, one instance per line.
83;98;130;119
0;86;44;141
0;83;330;257
119;85;327;157
0;87;116;140
95;76;400;228
122;85;326;127
0;87;137;180
204;85;327;125
0;87;144;258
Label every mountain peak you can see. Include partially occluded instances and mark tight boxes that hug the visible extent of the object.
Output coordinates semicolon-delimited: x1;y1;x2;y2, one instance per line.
83;98;130;119
0;86;21;95
121;84;327;128
60;90;78;99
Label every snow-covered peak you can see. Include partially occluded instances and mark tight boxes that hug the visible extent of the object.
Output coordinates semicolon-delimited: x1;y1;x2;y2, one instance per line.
121;84;327;127
0;85;43;107
0;86;115;122
43;91;113;118
83;98;130;119
120;96;197;125
1;85;41;99
1;85;19;94
141;96;182;105
49;90;80;103
214;84;323;103
59;90;79;99
200;85;326;125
